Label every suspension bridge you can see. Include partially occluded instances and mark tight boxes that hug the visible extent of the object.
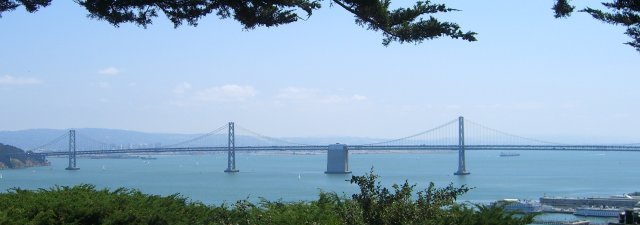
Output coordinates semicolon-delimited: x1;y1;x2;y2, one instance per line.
5;116;640;175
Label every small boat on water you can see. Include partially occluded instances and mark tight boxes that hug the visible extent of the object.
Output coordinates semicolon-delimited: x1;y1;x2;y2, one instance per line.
500;152;520;157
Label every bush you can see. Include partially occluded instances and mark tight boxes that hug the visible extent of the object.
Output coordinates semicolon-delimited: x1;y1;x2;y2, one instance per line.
0;170;533;225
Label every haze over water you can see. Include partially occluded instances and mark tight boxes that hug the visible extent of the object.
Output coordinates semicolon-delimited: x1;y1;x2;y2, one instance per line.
1;150;638;207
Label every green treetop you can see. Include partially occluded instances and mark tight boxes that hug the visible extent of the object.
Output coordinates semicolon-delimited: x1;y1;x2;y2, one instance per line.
1;0;638;51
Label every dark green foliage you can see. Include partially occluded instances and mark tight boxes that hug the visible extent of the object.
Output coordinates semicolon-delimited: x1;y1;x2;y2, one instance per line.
552;0;575;18
0;0;474;46
73;0;323;29
331;0;476;45
345;169;533;225
0;0;50;17
0;184;224;225
581;0;640;52
0;170;534;225
349;168;471;224
554;0;640;52
3;0;640;51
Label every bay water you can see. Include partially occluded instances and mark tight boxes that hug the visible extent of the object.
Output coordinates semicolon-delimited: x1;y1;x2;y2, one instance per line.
1;150;638;223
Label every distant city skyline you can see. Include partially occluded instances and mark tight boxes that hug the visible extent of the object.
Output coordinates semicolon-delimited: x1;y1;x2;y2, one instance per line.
1;1;638;143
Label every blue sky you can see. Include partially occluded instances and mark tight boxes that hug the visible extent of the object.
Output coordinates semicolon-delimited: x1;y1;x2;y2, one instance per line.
0;1;638;143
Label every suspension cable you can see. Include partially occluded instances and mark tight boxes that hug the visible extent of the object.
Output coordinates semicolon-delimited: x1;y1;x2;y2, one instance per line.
465;119;566;145
362;118;458;146
162;124;229;148
235;125;312;146
26;132;68;152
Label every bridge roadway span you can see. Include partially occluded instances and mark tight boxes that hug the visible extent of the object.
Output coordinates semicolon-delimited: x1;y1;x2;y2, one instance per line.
20;118;640;173
36;144;640;157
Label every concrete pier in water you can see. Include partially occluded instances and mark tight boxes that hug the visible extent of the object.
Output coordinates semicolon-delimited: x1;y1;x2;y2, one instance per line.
325;144;351;174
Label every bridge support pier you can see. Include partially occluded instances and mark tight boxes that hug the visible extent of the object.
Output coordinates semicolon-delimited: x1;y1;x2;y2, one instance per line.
454;116;469;175
325;144;351;174
65;129;79;170
224;122;239;173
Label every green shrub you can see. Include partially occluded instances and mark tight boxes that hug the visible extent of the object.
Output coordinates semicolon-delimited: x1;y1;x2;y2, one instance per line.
0;171;533;225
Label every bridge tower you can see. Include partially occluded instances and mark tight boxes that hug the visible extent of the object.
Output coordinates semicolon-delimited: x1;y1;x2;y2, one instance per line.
224;122;239;173
454;116;469;175
65;129;79;170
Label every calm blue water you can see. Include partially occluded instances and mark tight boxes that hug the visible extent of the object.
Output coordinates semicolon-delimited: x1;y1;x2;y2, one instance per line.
0;150;637;223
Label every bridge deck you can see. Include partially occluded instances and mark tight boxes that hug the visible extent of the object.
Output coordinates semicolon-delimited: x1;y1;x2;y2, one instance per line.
27;144;640;157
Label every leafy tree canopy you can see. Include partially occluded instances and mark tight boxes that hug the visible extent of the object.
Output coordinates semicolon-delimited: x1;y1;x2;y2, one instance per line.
554;0;640;52
0;0;477;46
0;0;639;51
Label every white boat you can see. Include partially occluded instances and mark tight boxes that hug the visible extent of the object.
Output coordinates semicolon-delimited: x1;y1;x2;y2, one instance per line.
574;207;622;217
